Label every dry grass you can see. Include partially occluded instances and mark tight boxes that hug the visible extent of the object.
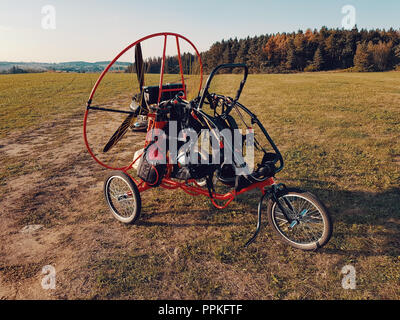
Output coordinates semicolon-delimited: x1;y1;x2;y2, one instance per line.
0;71;399;300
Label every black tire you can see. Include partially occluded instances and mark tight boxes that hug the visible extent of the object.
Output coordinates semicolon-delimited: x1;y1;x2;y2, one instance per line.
104;171;142;224
267;188;333;251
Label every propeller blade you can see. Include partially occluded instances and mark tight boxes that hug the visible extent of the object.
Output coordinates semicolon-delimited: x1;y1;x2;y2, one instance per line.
135;43;145;91
103;114;135;153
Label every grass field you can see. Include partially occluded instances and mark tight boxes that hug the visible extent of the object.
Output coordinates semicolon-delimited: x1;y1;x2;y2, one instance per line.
0;71;399;299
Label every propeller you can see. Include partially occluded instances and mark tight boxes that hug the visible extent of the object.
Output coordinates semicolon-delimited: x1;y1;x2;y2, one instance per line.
135;42;145;90
103;44;145;153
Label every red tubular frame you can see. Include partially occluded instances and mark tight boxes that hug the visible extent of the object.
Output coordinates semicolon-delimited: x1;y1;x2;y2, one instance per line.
125;169;275;210
175;36;187;99
157;35;168;103
84;32;273;210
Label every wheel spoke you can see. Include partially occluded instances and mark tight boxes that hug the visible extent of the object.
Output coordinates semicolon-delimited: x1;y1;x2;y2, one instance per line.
272;194;326;246
106;175;137;219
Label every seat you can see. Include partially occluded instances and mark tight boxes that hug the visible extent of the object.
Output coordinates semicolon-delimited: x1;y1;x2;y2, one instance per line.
143;84;186;106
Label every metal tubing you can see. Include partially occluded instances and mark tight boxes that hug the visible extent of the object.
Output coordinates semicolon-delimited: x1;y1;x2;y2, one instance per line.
87;106;135;115
198;63;248;110
244;191;269;247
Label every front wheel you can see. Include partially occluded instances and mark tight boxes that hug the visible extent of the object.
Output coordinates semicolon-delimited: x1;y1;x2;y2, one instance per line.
267;188;333;251
104;171;142;224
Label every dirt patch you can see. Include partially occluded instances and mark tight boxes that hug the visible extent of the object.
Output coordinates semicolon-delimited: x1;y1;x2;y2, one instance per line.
0;262;42;283
0;107;155;299
0;112;98;297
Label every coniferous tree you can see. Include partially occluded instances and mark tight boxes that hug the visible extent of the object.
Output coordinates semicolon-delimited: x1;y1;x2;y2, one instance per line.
313;47;325;71
354;42;372;71
294;32;307;70
394;44;400;66
247;37;262;72
368;40;393;71
235;37;250;65
285;40;296;70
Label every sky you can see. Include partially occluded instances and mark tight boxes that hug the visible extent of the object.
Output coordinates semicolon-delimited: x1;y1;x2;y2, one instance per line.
1;0;400;63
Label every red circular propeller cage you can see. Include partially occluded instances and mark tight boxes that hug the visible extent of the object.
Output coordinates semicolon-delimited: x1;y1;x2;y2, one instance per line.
83;32;203;171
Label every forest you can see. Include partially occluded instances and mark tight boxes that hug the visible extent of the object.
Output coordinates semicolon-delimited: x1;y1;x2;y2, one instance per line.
127;27;400;74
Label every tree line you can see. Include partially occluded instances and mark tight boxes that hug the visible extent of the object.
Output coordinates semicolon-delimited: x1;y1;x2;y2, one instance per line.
0;66;31;74
128;27;400;74
126;52;200;75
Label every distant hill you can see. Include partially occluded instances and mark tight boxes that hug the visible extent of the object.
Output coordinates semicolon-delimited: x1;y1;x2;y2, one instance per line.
0;61;131;73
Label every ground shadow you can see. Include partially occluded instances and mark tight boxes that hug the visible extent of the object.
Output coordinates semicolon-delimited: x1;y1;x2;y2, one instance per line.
134;176;400;258
277;180;400;258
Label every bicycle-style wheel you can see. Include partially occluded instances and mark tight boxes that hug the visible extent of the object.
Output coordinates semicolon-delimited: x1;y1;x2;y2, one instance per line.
267;188;332;251
104;171;142;224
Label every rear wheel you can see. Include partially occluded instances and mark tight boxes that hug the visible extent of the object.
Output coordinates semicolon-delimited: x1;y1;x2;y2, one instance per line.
267;188;332;251
104;171;141;224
